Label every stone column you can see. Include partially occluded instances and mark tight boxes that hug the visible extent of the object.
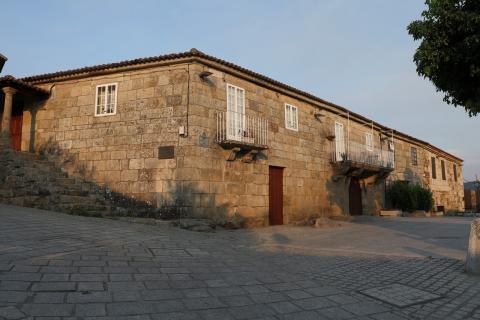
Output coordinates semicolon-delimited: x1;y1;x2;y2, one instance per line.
466;218;480;275
1;87;17;137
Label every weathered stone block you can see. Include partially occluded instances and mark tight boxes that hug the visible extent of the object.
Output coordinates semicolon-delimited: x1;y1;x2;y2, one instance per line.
466;219;480;275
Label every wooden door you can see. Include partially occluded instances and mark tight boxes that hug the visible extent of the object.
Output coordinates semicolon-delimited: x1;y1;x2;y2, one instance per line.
269;166;284;225
10;110;23;151
349;178;362;215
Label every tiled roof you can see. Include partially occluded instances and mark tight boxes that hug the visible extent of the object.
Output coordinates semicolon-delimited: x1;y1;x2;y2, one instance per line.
20;48;462;162
0;75;50;96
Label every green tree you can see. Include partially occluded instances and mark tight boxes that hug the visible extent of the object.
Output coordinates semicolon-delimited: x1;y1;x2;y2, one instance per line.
408;0;480;116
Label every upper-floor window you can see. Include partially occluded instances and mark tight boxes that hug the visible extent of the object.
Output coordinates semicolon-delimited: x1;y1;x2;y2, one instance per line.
453;164;458;182
285;104;298;131
411;147;418;166
95;83;117;116
441;160;446;180
365;133;373;151
431;157;437;179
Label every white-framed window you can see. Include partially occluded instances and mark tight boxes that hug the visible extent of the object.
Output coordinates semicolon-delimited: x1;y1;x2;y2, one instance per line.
95;83;117;116
335;122;345;161
285;103;298;131
365;132;373;151
226;83;245;140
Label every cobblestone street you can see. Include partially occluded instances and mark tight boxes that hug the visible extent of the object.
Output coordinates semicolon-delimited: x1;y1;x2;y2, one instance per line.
0;204;479;320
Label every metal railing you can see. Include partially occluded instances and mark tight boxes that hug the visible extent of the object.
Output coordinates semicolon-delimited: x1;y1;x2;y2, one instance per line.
331;139;395;169
216;111;268;147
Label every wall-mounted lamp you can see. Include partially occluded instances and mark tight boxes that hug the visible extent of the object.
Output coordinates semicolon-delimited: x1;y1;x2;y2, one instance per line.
199;71;213;81
0;54;7;73
314;113;324;121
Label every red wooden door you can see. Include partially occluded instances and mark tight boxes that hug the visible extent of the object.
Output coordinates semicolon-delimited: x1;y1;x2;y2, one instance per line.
10;111;23;151
269;166;284;225
349;178;363;215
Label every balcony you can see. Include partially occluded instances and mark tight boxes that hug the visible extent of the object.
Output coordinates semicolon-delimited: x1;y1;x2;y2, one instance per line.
331;140;395;178
216;111;269;150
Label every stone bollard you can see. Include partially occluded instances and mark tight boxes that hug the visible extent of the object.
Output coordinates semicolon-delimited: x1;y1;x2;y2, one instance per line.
466;219;480;275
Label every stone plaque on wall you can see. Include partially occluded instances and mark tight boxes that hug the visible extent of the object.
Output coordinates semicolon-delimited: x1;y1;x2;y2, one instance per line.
199;132;209;147
158;146;175;159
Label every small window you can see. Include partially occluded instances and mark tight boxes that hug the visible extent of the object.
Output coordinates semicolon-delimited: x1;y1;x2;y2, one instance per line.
285;104;298;131
365;133;373;151
95;83;117;116
411;147;418;166
441;160;446;180
453;164;458;182
431;157;437;179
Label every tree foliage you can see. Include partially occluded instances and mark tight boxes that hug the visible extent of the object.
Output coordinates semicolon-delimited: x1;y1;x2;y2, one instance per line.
408;0;480;116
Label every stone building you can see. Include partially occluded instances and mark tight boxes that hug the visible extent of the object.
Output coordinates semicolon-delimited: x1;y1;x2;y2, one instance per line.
0;49;465;226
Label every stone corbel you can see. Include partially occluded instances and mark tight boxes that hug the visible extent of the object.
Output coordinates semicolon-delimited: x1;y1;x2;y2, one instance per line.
242;150;258;163
226;147;241;161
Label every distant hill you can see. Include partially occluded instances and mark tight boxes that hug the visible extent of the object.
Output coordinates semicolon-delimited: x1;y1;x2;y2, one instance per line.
465;181;480;190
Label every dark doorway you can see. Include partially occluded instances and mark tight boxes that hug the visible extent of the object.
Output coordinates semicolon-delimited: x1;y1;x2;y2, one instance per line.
349;178;363;215
269;166;284;225
10;107;23;151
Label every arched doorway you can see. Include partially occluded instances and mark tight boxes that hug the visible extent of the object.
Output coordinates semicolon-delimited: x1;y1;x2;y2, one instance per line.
349;178;363;215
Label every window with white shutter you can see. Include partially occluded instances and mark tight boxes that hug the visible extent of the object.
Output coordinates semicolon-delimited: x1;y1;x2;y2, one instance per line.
95;83;117;116
365;132;373;151
285;104;298;131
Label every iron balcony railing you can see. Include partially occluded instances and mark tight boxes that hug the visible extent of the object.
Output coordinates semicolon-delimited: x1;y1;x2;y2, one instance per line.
331;139;395;169
216;111;268;147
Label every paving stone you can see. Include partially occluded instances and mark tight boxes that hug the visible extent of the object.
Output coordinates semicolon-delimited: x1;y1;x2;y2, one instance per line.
78;281;105;291
280;310;320;320
75;303;107;316
0;281;31;291
305;286;343;297
71;273;108;282
284;290;313;300
220;295;255;307
34;292;66;304
183;288;211;298
141;289;183;300
0;306;25;319
41;273;70;281
150;311;201;319
293;296;337;310
198;308;236;320
250;292;288;303
67;291;112;303
342;302;390;316
21;303;74;316
0;291;29;303
316;307;356;319
326;294;359;305
268;301;302;314
31;282;76;292
183;297;227;310
229;305;277;319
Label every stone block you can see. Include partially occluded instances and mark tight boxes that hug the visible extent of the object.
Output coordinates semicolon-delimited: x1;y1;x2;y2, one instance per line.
466;219;480;275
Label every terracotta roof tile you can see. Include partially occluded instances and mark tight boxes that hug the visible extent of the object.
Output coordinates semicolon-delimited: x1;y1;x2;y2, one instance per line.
0;75;49;96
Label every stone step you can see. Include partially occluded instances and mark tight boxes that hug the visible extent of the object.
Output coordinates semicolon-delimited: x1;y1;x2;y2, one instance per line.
55;178;76;187
55;203;109;214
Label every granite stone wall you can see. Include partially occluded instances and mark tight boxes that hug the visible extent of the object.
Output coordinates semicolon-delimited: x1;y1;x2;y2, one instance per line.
20;61;464;225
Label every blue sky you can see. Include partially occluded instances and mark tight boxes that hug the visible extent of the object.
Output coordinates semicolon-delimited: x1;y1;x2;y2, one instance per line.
1;0;478;180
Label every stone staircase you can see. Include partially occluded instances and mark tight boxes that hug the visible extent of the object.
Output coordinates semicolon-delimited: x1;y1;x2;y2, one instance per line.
0;148;154;217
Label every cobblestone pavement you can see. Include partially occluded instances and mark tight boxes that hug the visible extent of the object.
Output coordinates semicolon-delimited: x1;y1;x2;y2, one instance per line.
0;205;479;320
